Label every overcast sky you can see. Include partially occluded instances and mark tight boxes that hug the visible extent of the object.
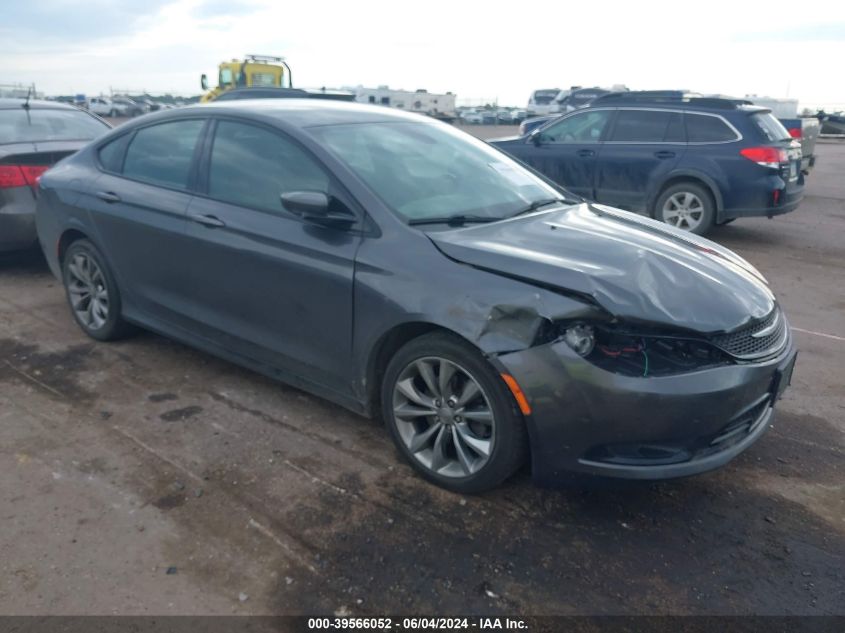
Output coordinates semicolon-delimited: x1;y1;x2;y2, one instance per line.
3;0;844;109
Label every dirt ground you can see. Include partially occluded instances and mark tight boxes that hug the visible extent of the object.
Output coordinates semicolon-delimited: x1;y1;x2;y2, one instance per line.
0;138;842;616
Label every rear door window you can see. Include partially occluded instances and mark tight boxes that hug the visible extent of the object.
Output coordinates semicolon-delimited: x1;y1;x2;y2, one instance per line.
664;113;686;142
122;119;204;189
207;120;329;213
609;110;675;142
685;114;738;142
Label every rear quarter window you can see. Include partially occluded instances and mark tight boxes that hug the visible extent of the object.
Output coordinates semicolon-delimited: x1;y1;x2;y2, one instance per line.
685;114;738;143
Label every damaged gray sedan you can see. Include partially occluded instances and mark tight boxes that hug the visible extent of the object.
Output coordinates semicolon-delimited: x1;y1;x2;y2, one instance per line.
35;100;797;492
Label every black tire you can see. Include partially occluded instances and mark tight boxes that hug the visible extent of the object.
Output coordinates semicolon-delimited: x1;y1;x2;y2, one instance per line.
654;181;716;235
61;239;132;341
381;332;528;493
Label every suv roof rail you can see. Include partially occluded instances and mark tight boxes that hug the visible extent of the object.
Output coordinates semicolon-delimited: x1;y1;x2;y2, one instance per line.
592;91;749;110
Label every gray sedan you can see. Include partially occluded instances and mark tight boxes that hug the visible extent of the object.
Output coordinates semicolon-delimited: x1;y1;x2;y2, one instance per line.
1;98;110;252
35;100;797;492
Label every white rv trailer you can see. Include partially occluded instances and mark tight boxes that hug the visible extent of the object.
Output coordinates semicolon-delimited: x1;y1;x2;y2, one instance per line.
350;85;456;121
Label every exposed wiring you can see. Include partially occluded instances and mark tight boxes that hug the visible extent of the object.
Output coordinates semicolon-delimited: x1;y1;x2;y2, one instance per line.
642;338;649;377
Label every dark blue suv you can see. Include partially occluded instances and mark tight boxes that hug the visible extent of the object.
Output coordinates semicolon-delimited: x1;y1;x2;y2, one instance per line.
491;93;804;234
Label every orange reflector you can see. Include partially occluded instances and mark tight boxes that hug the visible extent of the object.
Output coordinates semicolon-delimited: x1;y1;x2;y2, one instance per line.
501;373;532;415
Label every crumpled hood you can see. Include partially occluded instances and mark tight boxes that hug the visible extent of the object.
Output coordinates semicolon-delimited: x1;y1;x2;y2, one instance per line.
429;203;776;334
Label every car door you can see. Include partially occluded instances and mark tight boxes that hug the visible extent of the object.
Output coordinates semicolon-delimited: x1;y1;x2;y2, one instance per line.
594;109;686;211
87;118;206;324
516;109;613;199
181;118;362;396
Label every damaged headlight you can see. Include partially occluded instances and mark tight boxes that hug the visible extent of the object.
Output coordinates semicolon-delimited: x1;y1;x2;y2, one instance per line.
555;322;733;377
562;324;595;357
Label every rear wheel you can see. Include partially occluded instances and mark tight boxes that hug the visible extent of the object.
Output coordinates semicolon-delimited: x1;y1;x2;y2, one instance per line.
62;239;132;341
381;333;528;493
655;182;715;235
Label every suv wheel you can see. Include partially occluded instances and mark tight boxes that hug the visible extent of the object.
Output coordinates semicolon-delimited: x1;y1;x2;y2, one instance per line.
655;182;715;235
62;239;132;341
381;332;528;493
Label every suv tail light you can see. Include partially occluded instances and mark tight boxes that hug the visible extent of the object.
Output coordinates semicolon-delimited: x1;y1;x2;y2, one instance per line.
740;147;787;169
0;165;49;189
787;127;802;139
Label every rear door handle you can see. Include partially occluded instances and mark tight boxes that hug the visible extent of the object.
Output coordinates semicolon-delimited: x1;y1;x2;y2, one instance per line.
95;191;121;203
654;151;676;159
576;149;595;158
190;213;226;228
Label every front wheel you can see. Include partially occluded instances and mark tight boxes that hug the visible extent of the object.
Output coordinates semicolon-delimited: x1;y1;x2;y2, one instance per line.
62;239;132;341
381;333;528;493
654;182;715;235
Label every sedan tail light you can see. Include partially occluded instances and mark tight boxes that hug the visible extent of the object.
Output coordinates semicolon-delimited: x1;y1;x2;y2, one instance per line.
0;165;49;189
740;147;787;169
787;127;802;139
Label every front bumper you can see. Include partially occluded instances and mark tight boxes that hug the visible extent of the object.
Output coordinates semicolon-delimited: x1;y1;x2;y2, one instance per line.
498;332;797;485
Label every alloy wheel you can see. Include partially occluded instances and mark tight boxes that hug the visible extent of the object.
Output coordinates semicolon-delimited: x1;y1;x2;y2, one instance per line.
392;356;495;478
66;252;109;330
662;192;704;231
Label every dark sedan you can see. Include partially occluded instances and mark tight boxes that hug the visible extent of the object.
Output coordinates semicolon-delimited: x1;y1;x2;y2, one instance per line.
1;98;111;252
35;100;796;492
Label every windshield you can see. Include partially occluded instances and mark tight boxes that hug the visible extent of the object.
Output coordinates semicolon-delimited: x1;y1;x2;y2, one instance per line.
752;112;791;142
569;91;606;107
0;108;110;144
310;121;565;223
532;90;559;105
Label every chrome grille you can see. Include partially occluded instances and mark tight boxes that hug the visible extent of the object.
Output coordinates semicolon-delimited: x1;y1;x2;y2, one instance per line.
710;308;787;359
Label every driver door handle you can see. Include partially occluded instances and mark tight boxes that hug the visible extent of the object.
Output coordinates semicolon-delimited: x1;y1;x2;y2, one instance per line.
95;191;121;203
190;213;226;228
654;151;676;159
576;149;595;158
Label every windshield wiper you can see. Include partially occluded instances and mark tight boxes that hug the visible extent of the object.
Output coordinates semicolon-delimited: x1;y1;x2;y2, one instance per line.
508;198;571;219
408;215;500;227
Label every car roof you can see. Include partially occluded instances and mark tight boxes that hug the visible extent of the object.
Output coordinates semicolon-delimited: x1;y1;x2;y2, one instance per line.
189;98;436;127
589;92;770;114
0;98;83;111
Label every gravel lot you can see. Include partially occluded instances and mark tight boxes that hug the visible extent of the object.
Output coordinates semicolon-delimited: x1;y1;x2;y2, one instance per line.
0;136;842;616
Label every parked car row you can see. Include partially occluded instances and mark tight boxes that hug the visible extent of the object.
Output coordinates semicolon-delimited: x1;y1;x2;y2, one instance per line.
84;96;181;117
21;99;796;493
459;108;527;125
493;91;805;235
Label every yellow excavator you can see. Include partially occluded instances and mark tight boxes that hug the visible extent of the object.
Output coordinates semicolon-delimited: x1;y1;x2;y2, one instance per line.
200;55;293;102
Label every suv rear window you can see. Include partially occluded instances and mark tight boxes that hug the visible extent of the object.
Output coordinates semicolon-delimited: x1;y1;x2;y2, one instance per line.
686;114;737;142
0;108;110;144
751;112;791;142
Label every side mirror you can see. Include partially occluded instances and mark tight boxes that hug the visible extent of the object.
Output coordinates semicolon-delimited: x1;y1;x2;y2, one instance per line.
529;129;543;146
200;74;209;91
280;191;355;227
